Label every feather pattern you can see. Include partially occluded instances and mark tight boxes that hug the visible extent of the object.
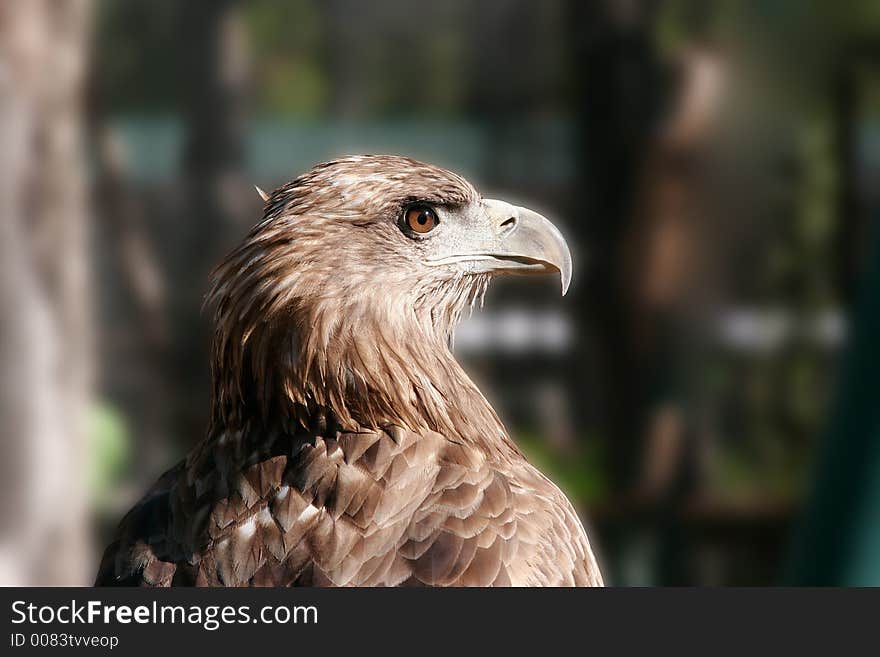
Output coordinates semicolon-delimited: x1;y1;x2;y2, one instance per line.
97;425;601;586
96;155;602;587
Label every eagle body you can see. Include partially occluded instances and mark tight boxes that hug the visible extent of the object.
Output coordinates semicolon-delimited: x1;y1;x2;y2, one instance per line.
97;156;602;586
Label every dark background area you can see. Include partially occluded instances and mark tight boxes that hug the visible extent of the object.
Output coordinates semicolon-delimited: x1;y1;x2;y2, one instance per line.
3;0;880;585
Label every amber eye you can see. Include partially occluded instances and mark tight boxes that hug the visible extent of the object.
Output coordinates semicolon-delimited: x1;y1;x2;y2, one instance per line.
404;205;439;234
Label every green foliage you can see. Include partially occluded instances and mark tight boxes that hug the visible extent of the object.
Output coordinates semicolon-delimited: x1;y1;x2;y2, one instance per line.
515;433;607;508
87;402;131;507
246;0;328;117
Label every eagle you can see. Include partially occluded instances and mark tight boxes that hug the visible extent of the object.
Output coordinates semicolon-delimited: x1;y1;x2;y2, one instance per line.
96;155;603;587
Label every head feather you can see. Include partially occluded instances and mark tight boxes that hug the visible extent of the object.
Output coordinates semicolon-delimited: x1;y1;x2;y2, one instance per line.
206;156;507;447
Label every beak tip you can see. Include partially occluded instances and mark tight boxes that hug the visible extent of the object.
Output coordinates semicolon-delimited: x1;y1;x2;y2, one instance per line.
480;200;574;297
560;251;573;296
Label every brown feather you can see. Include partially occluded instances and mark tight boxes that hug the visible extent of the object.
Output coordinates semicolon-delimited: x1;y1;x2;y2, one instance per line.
96;155;603;588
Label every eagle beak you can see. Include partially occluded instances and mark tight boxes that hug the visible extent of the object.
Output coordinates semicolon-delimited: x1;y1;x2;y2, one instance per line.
479;199;573;295
424;199;574;294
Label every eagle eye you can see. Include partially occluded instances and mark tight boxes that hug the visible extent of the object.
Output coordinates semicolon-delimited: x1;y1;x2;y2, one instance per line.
403;205;439;235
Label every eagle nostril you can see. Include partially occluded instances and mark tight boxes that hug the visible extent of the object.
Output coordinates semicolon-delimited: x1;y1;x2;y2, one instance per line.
500;216;517;233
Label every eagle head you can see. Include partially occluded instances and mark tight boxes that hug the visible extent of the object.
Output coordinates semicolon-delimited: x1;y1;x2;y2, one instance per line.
208;155;572;438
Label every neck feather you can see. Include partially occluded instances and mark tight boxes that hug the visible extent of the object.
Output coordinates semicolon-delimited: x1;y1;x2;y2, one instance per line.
209;270;513;450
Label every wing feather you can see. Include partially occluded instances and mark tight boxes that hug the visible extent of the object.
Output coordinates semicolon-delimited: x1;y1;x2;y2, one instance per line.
96;425;602;587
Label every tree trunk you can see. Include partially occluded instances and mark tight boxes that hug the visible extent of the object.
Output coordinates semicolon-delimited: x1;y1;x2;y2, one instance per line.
0;0;93;585
174;0;250;446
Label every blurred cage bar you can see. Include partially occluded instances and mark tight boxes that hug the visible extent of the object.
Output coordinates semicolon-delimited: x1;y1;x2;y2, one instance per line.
2;0;880;585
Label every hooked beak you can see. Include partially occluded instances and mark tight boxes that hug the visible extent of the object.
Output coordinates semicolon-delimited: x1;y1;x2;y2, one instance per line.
426;199;573;295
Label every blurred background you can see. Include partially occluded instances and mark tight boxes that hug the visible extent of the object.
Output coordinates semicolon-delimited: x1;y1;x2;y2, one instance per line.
2;0;880;586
